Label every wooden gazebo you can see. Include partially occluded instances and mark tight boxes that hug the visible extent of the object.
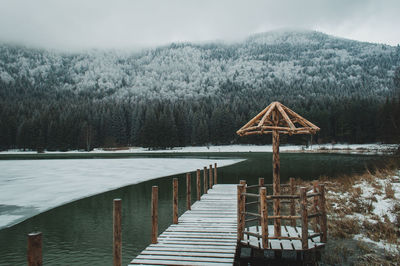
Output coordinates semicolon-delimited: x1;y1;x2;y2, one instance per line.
236;101;321;244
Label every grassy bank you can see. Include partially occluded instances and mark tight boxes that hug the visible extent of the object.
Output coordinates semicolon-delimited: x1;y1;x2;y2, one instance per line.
292;158;400;264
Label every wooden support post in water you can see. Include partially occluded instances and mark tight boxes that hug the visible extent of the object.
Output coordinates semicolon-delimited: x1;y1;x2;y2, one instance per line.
113;199;122;266
272;110;281;238
258;177;264;187
196;169;201;201
203;167;208;194
151;186;158;244
300;187;308;250
313;181;319;233
319;184;327;243
260;187;268;249
173;178;178;224
214;163;218;185
27;232;42;266
290;177;296;227
186;173;191;210
209;164;213;189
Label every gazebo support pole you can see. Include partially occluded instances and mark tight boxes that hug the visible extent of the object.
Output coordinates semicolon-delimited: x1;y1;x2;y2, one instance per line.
272;124;281;238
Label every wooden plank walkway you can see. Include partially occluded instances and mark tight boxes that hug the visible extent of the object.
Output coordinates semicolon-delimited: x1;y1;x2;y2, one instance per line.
130;184;238;265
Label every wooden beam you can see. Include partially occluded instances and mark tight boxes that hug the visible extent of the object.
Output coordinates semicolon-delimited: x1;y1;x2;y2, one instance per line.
257;102;277;127
276;102;296;129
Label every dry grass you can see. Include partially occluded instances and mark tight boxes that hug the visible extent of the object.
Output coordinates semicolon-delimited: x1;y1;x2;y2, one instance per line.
385;182;396;199
286;162;400;264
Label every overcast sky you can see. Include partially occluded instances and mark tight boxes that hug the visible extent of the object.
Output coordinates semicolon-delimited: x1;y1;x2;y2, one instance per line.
0;0;399;51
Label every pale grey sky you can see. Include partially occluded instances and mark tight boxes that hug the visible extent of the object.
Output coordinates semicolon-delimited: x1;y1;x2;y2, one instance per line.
0;0;399;50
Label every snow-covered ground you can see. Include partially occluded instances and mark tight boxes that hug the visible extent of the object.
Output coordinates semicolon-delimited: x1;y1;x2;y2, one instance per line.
0;158;243;229
1;143;397;154
328;170;400;255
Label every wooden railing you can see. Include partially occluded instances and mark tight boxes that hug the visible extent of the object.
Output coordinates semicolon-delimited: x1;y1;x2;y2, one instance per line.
27;163;219;266
237;178;327;250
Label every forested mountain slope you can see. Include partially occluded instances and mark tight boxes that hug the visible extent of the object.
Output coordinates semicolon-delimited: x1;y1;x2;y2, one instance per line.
1;30;399;150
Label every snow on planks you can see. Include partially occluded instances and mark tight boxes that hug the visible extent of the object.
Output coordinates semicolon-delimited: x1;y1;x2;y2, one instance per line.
130;184;238;266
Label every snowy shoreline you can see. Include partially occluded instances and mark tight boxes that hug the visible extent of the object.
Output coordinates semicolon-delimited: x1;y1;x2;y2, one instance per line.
1;143;397;155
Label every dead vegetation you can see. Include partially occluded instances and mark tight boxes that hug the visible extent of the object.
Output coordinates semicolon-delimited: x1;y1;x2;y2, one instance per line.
286;163;400;264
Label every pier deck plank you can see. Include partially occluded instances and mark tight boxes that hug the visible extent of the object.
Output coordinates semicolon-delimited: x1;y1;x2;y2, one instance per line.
130;184;238;266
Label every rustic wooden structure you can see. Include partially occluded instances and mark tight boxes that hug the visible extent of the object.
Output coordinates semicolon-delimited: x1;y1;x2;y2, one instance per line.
236;180;327;257
237;101;320;240
27;232;42;266
131;164;237;265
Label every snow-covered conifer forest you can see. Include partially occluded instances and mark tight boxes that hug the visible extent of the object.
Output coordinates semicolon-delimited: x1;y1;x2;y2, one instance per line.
0;30;399;150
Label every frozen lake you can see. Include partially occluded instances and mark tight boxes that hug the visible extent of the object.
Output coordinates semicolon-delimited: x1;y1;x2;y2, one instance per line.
0;158;242;229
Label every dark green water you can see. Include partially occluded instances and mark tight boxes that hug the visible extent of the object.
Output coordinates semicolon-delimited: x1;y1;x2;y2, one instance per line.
0;152;386;265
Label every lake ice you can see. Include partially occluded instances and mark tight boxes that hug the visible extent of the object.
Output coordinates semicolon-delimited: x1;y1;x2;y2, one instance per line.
0;158;242;229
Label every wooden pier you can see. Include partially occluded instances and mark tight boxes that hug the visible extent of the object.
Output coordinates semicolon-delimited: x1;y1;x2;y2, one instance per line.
130;184;238;265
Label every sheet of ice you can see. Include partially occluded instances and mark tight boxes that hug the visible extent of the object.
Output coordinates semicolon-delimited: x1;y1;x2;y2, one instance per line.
0;158;243;229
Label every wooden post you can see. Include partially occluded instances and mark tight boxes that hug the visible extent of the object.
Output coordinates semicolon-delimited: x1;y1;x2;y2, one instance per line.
290;177;296;227
27;232;42;266
203;167;208;194
173;178;178;224
214;163;218;185
151;186;158;244
260;187;268;249
272;108;281;238
196;169;201;201
209;164;213;189
113;199;122;266
313;181;319;233
272;130;281;237
319;184;327;243
258;178;264;187
239;180;246;241
300;187;308;250
237;184;245;241
186;173;191;210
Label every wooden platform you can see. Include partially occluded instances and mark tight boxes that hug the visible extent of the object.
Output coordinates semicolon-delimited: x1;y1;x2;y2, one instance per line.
241;225;325;251
130;184;238;265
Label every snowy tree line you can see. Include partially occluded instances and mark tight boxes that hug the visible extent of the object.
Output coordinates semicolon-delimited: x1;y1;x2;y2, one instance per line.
0;30;399;150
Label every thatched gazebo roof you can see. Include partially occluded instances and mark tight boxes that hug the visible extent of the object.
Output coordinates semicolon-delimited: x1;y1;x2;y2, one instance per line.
236;101;320;137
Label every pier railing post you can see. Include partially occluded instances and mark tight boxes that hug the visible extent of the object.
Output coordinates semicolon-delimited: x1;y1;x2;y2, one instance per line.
151;186;158;244
214;163;218;185
319;184;327;243
196;169;201;201
203;167;208;194
209;164;213;189
186;173;191;210
258;178;264;187
313;181;319;233
300;187;308;250
237;183;245;241
290;177;296;227
27;232;42;266
173;178;178;224
260;187;268;249
113;199;122;266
